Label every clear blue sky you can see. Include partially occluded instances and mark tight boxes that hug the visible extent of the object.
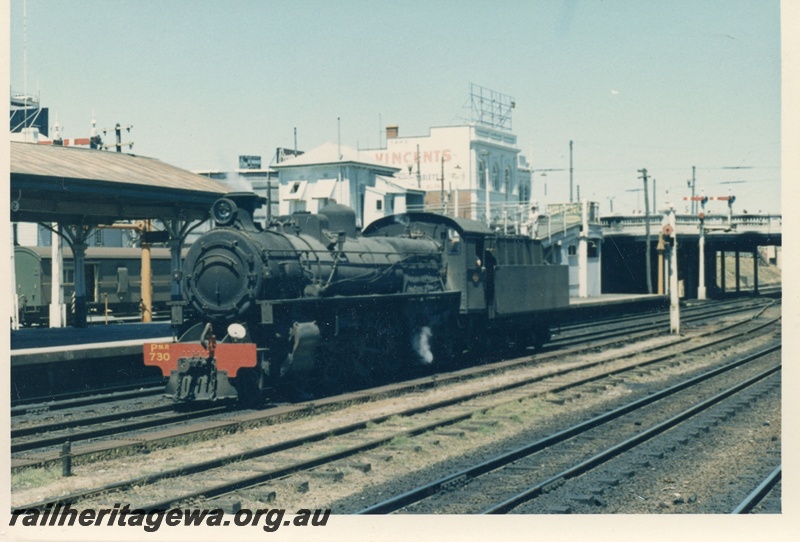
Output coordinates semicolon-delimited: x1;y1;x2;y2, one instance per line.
8;0;783;214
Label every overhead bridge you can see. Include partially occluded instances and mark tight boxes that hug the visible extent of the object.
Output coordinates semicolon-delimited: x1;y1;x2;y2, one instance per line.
601;213;781;245
600;212;781;298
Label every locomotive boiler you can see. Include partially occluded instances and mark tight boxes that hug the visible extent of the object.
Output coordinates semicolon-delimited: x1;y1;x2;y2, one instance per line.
145;192;568;404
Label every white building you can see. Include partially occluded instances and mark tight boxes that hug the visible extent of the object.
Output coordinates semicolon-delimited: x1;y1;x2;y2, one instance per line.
363;176;426;227
271;141;424;228
271;124;533;230
360;124;532;226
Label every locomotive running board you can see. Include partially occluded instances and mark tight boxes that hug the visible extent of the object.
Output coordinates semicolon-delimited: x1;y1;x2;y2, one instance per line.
257;291;461;324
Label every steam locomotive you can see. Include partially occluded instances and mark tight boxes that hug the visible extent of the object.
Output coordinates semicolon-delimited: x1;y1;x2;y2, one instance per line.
144;192;568;404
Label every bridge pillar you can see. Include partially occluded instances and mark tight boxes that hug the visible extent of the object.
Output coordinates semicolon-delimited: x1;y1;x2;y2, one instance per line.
697;221;706;300
753;248;759;295
720;251;726;293
735;251;740;292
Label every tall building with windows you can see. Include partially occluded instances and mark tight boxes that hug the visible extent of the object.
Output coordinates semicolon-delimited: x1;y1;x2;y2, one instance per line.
360;124;532;225
269;123;532;230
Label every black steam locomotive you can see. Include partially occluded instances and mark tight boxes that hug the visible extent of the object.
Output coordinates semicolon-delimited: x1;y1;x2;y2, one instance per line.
145;192;568;403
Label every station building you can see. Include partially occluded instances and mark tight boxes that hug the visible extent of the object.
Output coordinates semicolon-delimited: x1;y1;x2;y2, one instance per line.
362;124;532;225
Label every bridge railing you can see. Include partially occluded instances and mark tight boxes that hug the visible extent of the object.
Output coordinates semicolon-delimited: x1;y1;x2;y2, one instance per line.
600;213;782;235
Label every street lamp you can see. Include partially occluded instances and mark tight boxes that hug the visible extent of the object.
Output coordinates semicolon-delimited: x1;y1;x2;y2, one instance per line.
481;150;490;226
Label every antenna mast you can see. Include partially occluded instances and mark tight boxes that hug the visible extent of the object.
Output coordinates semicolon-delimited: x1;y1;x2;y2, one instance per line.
23;0;28;128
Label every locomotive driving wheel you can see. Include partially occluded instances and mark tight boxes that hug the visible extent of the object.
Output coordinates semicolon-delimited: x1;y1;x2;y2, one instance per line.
315;343;371;394
361;315;404;384
315;313;404;394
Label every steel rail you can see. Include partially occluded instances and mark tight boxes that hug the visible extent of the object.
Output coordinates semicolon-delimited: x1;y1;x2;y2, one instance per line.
548;299;775;348
357;343;780;514
11;382;164;414
482;365;780;514
731;465;781;514
554;296;767;334
11;405;228;453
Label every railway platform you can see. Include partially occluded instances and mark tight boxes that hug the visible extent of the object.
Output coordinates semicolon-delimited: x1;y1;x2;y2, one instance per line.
562;293;668;322
10;323;173;367
568;292;664;307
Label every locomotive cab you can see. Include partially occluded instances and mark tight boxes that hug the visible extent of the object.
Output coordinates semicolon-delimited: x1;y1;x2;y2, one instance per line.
362;213;496;314
363;212;569;350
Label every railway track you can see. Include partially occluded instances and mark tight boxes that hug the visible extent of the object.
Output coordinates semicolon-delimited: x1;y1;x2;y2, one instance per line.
11;380;164;412
358;348;779;513
10;295;770;410
732;465;781;514
11;303;780;512
9;297;776;470
546;296;775;349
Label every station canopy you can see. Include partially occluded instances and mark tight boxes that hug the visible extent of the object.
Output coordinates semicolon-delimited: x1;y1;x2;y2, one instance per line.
10;141;231;225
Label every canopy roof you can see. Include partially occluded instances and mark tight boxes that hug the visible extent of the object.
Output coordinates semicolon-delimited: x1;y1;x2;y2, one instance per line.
10;142;231;224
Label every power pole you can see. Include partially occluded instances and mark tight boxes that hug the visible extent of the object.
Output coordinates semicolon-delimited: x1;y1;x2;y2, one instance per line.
102;123;134;152
652;178;657;213
639;168;653;294
569;140;574;203
416;144;422;188
440;156;445;213
667;206;680;334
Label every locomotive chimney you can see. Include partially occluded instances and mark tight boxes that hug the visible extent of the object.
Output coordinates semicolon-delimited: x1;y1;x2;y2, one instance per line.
386;125;399;140
211;192;265;230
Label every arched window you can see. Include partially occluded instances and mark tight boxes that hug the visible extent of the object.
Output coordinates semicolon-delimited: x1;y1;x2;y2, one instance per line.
504;167;511;194
492;163;500;190
478;160;487;189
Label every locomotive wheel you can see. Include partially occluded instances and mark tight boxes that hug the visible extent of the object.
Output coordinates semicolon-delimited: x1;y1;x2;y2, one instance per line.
501;329;531;356
531;325;551;350
366;317;404;383
316;347;372;394
314;315;405;394
234;367;265;408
